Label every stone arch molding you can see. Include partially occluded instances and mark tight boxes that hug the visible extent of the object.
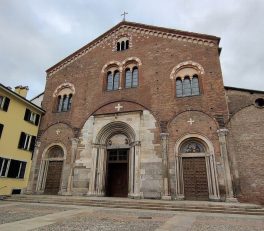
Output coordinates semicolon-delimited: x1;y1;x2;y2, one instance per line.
170;61;205;79
174;133;220;201
95;121;136;145
53;82;76;97
36;143;67;194
101;57;142;73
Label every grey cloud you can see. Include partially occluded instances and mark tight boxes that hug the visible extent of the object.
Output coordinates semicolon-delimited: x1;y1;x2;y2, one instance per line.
0;0;263;99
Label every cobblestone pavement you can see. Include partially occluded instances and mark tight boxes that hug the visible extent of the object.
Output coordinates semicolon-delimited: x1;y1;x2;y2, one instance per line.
0;201;263;231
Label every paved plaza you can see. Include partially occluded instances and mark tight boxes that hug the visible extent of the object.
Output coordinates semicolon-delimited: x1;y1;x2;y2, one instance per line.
0;201;263;231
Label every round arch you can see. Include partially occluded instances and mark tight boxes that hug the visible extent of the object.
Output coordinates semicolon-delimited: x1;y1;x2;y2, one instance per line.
95;121;136;145
36;142;67;195
170;61;205;79
174;133;220;201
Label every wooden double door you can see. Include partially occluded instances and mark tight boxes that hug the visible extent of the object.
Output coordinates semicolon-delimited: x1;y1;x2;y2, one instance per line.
106;149;129;197
182;157;209;200
44;161;63;195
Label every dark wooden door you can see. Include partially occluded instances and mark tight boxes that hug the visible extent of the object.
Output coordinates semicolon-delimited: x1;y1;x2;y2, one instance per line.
106;149;128;197
44;161;63;194
183;157;209;200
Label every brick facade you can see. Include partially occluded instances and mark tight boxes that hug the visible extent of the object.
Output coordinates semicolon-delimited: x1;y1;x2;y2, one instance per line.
27;21;264;204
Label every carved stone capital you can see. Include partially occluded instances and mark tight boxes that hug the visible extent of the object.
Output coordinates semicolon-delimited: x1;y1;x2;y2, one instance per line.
130;141;141;147
217;128;229;137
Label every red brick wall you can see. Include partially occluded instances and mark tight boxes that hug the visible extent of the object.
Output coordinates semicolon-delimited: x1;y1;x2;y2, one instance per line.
226;89;264;204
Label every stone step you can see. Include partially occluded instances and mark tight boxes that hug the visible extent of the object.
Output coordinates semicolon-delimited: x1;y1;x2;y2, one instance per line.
6;195;264;216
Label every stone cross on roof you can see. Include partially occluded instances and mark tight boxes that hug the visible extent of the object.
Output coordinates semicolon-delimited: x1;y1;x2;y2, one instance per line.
121;11;128;21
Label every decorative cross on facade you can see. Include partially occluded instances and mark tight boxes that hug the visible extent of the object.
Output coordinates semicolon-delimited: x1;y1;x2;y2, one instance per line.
56;129;61;135
115;103;123;112
187;118;195;125
121;11;128;21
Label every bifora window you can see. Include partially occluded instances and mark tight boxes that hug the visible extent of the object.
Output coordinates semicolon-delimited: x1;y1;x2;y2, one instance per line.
125;67;138;88
176;74;200;97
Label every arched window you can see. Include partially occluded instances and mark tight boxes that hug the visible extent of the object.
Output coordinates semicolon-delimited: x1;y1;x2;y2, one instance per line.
132;67;138;87
121;41;125;51
117;42;120;51
68;94;72;110
125;69;132;88
176;75;200;97
62;95;68;111
55;86;74;112
176;78;183;97
57;95;63;112
116;37;130;51
107;72;113;91
113;71;120;90
191;75;200;95
183;76;191;96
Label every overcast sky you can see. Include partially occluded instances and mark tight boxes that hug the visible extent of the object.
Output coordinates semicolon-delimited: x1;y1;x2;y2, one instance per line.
0;0;263;99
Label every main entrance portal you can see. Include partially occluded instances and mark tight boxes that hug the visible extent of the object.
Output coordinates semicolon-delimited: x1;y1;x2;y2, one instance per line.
106;149;129;197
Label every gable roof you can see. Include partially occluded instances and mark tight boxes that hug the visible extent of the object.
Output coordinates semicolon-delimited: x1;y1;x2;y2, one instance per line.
46;21;221;76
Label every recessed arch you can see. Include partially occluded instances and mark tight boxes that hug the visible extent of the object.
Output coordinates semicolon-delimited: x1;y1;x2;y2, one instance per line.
53;82;75;97
36;142;67;195
122;57;142;66
95;121;136;145
170;61;205;79
174;133;220;201
101;61;122;73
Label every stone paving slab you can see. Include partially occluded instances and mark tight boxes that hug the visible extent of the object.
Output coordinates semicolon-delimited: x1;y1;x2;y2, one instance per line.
190;215;264;231
33;209;173;231
0;203;74;225
0;202;263;231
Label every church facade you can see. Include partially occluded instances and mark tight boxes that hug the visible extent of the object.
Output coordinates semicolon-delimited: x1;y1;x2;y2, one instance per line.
27;21;264;204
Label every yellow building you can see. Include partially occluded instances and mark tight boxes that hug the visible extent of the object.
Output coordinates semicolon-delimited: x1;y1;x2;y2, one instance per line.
0;84;44;196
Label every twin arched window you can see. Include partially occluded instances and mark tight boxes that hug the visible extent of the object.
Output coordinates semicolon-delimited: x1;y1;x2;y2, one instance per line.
125;67;138;88
176;75;200;97
106;65;139;91
107;71;120;91
57;93;72;112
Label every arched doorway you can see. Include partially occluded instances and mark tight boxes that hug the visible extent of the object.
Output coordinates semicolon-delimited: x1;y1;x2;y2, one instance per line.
88;121;140;198
36;145;65;195
105;134;129;197
175;135;220;201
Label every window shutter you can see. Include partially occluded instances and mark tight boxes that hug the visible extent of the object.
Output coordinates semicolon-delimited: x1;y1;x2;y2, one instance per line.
18;132;26;149
29;136;36;152
35;114;40;126
3;97;10;111
19;162;27;178
24;109;31;121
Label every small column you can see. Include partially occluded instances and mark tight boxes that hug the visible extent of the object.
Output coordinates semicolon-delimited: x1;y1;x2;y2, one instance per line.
175;155;184;200
96;146;107;196
217;129;237;202
160;133;171;200
64;138;79;195
87;146;98;196
130;141;141;198
26;141;41;194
